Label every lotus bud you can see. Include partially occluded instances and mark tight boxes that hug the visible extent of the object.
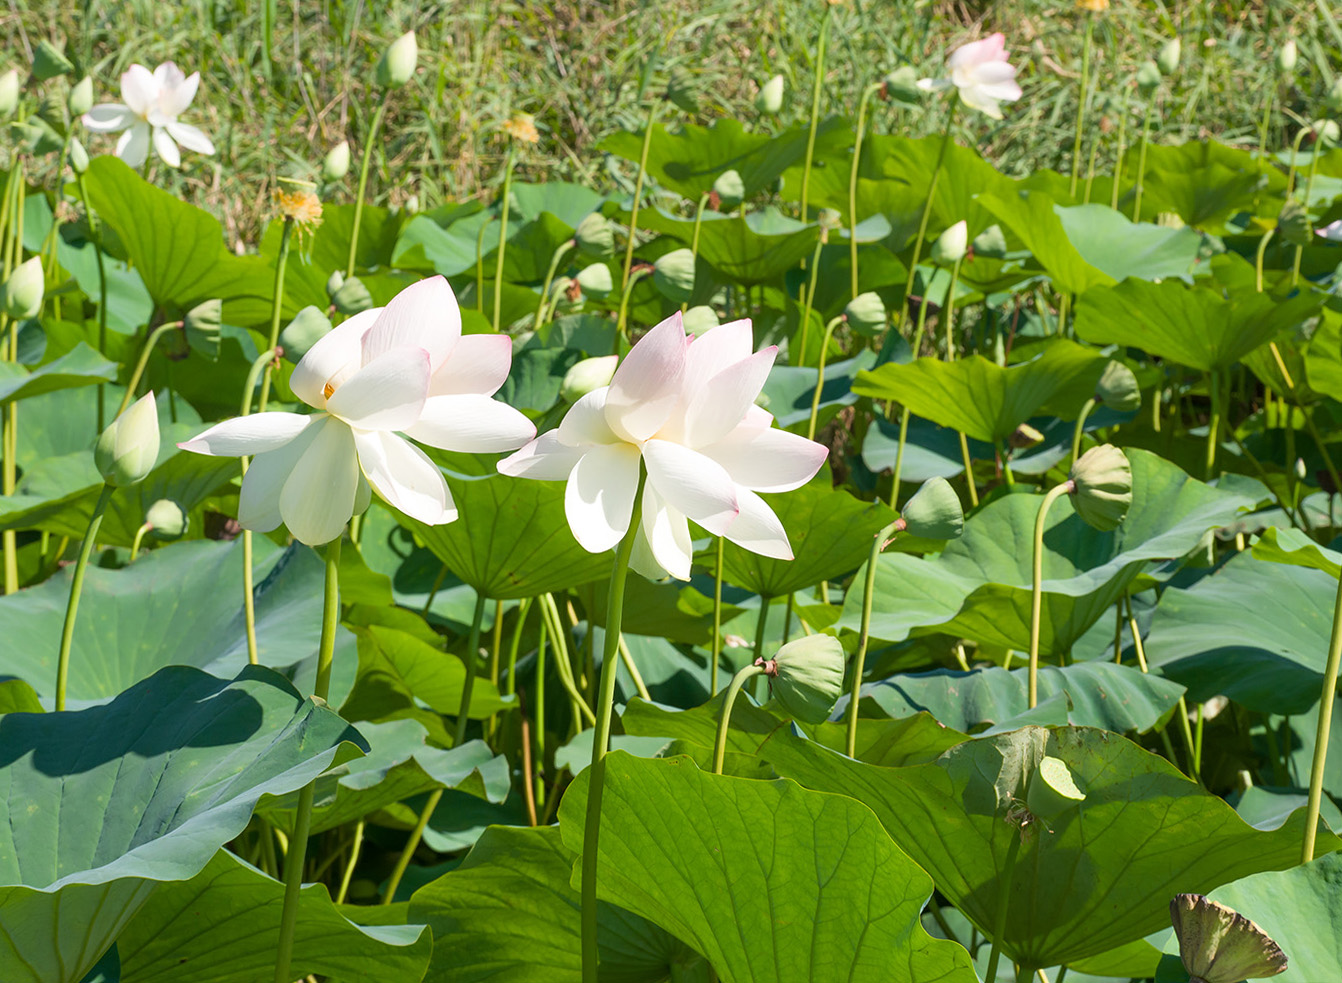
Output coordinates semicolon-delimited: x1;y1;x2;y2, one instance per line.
69;136;89;174
280;305;332;362
973;223;1008;258
561;355;619;402
652;248;696;303
1311;118;1341;148
67;75;93;116
1136;60;1162;93
96;392;159;487
575;212;616;257
574;262;613;299
844;291;887;336
1276;39;1298;74
1026;756;1086;820
756;74;785;115
1327;78;1342;114
183;298;222;359
1068;444;1132;531
31;40;73;81
0;69;18;117
930;220;969;266
682;305;720;337
2;256;44;319
1095;361;1141;412
375;31;418;89
713;169;745;210
759;634;845;724
325;269;345;298
549;275;577;309
666;67;700;113
1156;38;1181;75
323;140;350;181
882;65;922;104
1010;422;1045;449
145;499;188;541
331;275;373;315
1169;894;1287;983
896;476;964;541
402;193;420;215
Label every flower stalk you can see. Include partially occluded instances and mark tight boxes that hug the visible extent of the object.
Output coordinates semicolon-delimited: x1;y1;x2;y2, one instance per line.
54;483;116;710
619;100;661;298
847;521;899;756
896;103;957;338
714;662;767;774
117;320;183;418
798;6;832;221
1029;482;1074;708
493;145;517;332
258;217;295;412
1303;569;1342;863
347;102;389;278
850;82;883;299
806;315;845;440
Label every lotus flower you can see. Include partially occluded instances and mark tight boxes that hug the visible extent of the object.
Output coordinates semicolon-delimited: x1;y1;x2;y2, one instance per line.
82;62;215;168
917;33;1022;120
498;313;828;580
180;276;535;546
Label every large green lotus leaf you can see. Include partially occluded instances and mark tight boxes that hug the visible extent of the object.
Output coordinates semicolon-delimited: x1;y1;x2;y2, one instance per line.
0;664;367;983
409;824;705;983
1303;307;1342;402
392;212;500;278
1133;140;1278;231
0;538;355;704
1054;205;1202;283
261;202;405;281
853;339;1107;446
115;847;429;983
976;191;1116;295
510;181;608;227
1075;277;1322;373
578;576;740;646
1251;524;1342;576
837;449;1252;653
559;753;978;982
626;206;820;285
709;478;895;597
760;725;1338;971
860;662;1185;734
759;350;875;430
0;343;118;405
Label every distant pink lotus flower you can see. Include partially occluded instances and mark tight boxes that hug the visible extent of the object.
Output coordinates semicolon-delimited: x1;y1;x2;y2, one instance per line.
498;313;828;580
1317;219;1342;242
83;62;215;168
918;33;1023;120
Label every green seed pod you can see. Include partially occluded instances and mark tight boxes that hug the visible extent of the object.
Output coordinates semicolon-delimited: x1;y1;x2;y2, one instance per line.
1010;422;1045;449
560;355;618;402
898;476;964;541
0;69;18;117
376;31;418;89
653;248;696;304
682;305;720;337
1025;755;1087;820
323;140;350;182
96;392;159;487
67;75;93;116
145;498;188;541
1068;444;1132;531
280;305;333;362
764;634;846;725
1136;60;1162;93
575;212;616;257
666;67;700;113
574;263;614;299
930;220;969;266
331;275;373;315
882;65;922;105
1095;361;1141;413
973;223;1008;258
1275;39;1298;75
844;291;887;337
1156;38;1181;75
713;168;745;210
325;269;344;298
756;74;785;115
69;136;89;174
1312;118;1341;149
32;40;74;81
2;256;44;320
1169;894;1288;983
183;298;222;359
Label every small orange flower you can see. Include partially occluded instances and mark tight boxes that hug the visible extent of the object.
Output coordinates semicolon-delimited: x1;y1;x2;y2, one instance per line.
273;182;323;228
1076;0;1109;10
502;112;540;144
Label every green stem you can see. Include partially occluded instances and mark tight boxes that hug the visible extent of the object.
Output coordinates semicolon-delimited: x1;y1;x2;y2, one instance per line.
505;597;532;697
620;101;661;297
539;592;595;726
1303;567;1342;862
493;146;517;332
714;664;766;774
806;316;844;440
240;347;279;666
1293;145;1323;287
1205;369;1220;480
983;830;1024;983
1131;98;1155;221
1029;483;1073;708
711;536;725;695
1069;16;1094;198
847;522;899;757
347;101;389;278
476;216;493;313
684;194;710;314
614;268;651;350
258;219;294;413
335;818;365;905
849;82;882;298
1071;398;1096;468
896;103;957;337
453;592;491;747
117;321;182;418
796;237;825;368
798;7;831;221
54;483;116;710
1255;227;1275;291
535;239;575;328
129;523;149;562
534;612;548;810
1110;91;1129;211
75;173;110;432
580;465;647;983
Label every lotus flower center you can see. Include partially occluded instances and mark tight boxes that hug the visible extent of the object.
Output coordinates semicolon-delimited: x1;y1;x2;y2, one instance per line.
323;382;335;399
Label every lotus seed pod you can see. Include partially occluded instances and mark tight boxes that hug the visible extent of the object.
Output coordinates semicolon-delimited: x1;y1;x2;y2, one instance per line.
844;291;887;336
682;305;720;337
331;275;373;315
1068;444;1132;531
764;634;846;724
376;31;418;88
145;499;188;540
69;136;89;174
1156;38;1181;75
882;65;922;104
31;40;74;81
323;140;351;182
1010;422;1045;449
184;298;223;359
575;212;616;257
280;305;333;362
1312;118;1341;148
574;262;614;299
666;67;700;113
973;223;1008;258
1095;361;1141;412
930;220;969;266
2;256;44;320
652;248;696;303
67;75;93;116
1136;60;1162;92
713;168;745;210
1169;894;1288;983
0;69;18;117
899;476;964;541
756;74;785;115
561;355;619;403
1276;39;1298;74
1026;756;1087;820
96;392;159;487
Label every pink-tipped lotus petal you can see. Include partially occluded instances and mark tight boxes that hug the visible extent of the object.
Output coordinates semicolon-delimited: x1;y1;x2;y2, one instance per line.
289;308;381;409
642;438;739;535
361;275;461;373
497;431;585;481
701;424;828;493
405;393;536;453
723;488;793;560
429;333;513;397
604;312;688;443
325;345;431;431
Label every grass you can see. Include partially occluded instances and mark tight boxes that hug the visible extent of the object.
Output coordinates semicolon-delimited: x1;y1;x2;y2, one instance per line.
3;0;1337;243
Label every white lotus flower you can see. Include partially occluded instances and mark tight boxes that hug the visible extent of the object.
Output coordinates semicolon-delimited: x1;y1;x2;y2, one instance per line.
917;33;1022;120
82;62;215;169
1317;219;1342;242
498;313;828;580
180;276;535;546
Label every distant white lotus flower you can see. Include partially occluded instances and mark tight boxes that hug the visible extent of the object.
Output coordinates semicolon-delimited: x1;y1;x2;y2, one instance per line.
82;62;215;169
498;313;828;580
1317;219;1342;242
917;33;1023;120
180;276;535;546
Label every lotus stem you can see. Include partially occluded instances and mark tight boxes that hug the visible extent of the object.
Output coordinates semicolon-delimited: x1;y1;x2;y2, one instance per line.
117;320;182;420
476;216;493;313
347;101;389;278
1029;482;1074;708
714;663;767;774
797;236;825;367
1303;568;1342;863
1205;369;1220;480
1255;227;1275;292
711;536;725;694
847;521;899;757
1292;146;1323;288
1069;14;1094;198
539;592;595;726
983;826;1023;983
1131;97;1155;221
1285;124;1311;199
240;347;279;666
494;145;517;332
889;286;937;505
620;100;661;297
806;315;844;441
896;102;957;338
798;6;831;221
1071;398;1096;468
534;611;548;811
54;483;116;710
128;522;150;562
535;239;575;328
581;465;647;983
335;818;365;905
74;173;110;432
614;267;651;350
617;634;651;702
2;164;26;596
453;592;491;747
258;217;294;413
684;193;710;314
1110;89;1128;207
850;82;883;298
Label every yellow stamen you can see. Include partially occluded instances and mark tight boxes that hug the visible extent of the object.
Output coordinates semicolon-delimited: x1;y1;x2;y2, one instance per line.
323;382;335;399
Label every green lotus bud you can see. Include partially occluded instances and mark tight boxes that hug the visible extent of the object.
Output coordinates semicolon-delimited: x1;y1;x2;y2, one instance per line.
1276;39;1298;74
331;275;373;315
1068;444;1132;531
69;137;89;174
280;305;333;362
376;31;418;89
882;65;922;105
145;498;188;541
561;355;618;402
1136;60;1162;92
1312;118;1341;149
96;391;159;487
1095;361;1141;413
575;212;616;257
1169;894;1288;983
2;256;44;319
652;248;696;303
930;220;969;266
0;69;18;117
756;74;785;115
1026;756;1086;820
973;223;1008;258
666;67;700;113
323;140;350;182
682;305;720;337
713;169;745;210
844;291;887;337
1156;38;1181;75
184;298;222;359
761;634;845;724
32;40;73;81
897;476;964;540
325;269;344;298
1327;77;1342;114
67;75;93;116
574;262;613;299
